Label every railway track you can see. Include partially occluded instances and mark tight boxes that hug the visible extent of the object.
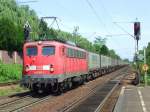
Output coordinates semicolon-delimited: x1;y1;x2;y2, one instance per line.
0;67;130;112
0;93;53;112
59;67;130;112
0;92;31;106
0;81;19;87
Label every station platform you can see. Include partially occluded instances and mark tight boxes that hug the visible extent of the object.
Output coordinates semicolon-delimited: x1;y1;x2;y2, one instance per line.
114;85;150;112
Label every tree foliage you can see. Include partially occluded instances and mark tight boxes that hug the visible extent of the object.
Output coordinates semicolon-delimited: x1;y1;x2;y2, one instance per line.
123;58;130;62
0;0;121;59
146;42;150;74
137;42;150;74
100;45;109;55
93;37;106;54
0;17;18;51
92;37;120;58
109;49;120;59
0;0;39;51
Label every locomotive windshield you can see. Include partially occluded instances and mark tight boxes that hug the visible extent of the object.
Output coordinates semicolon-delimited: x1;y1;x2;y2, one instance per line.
26;46;37;56
42;46;55;55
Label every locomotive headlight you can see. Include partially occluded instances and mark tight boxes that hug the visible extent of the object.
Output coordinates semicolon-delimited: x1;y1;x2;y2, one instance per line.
38;41;42;45
50;64;54;73
25;64;30;72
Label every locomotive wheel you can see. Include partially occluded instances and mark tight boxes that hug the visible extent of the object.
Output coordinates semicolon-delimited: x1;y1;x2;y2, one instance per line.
31;84;39;93
68;81;72;89
44;84;52;94
86;74;91;82
62;81;67;92
52;83;64;95
56;83;64;95
81;76;85;85
99;71;102;77
52;83;59;93
92;73;96;80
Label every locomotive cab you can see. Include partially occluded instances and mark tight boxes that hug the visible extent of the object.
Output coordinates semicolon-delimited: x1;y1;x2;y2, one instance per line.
23;42;55;75
21;41;62;92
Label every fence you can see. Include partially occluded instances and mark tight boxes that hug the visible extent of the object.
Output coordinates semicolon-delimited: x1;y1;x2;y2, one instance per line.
0;50;22;64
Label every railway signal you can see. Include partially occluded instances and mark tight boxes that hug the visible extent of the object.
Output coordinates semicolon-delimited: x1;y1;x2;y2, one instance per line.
23;21;31;41
134;22;141;40
113;19;141;84
133;19;141;85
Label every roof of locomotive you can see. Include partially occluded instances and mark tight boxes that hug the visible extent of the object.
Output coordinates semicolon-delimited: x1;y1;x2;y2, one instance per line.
23;40;123;61
23;40;87;52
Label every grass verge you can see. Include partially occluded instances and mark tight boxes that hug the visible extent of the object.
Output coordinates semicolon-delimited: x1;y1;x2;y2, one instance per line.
0;85;28;96
0;62;22;83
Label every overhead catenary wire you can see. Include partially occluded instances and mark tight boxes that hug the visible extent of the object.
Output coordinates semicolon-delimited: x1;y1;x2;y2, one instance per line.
113;22;135;39
85;0;124;50
92;0;136;40
94;0;113;23
54;0;76;20
41;17;61;31
93;0;127;48
96;0;134;49
85;0;111;35
93;2;133;59
99;0;135;39
16;0;38;4
59;22;74;30
54;0;78;32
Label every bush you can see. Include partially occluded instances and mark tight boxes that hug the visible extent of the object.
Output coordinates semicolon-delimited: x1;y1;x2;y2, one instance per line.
0;62;22;82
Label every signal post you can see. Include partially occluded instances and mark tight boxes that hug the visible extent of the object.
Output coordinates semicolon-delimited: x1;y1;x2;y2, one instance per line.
134;20;141;84
143;47;149;86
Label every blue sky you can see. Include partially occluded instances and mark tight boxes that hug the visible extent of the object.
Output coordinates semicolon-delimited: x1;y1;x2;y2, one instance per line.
18;0;150;60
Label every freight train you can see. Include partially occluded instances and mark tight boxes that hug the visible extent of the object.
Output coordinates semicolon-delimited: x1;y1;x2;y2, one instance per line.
21;40;127;93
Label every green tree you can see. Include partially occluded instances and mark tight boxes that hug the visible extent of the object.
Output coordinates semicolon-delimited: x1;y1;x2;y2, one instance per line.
0;0;39;51
123;58;130;62
39;19;49;39
146;42;150;74
0;0;123;62
0;17;18;51
100;45;109;55
93;36;106;54
109;49;120;59
94;37;106;46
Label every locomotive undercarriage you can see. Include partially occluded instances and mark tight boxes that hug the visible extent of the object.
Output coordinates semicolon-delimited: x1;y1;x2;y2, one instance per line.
21;65;124;94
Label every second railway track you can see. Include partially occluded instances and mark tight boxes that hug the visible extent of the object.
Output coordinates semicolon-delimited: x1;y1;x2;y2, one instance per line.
0;94;53;112
0;81;19;87
0;66;131;112
59;67;130;112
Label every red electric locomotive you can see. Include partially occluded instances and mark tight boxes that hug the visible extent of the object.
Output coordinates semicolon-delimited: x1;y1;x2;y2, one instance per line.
21;40;88;93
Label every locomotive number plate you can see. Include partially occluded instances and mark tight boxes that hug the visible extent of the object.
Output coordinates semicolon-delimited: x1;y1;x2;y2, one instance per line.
33;71;43;74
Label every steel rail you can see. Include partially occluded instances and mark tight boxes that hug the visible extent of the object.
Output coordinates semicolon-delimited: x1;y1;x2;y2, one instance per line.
0;81;19;87
58;67;129;112
0;94;54;112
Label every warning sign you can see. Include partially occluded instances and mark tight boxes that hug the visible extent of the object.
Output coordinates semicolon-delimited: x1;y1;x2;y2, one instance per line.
142;64;149;71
